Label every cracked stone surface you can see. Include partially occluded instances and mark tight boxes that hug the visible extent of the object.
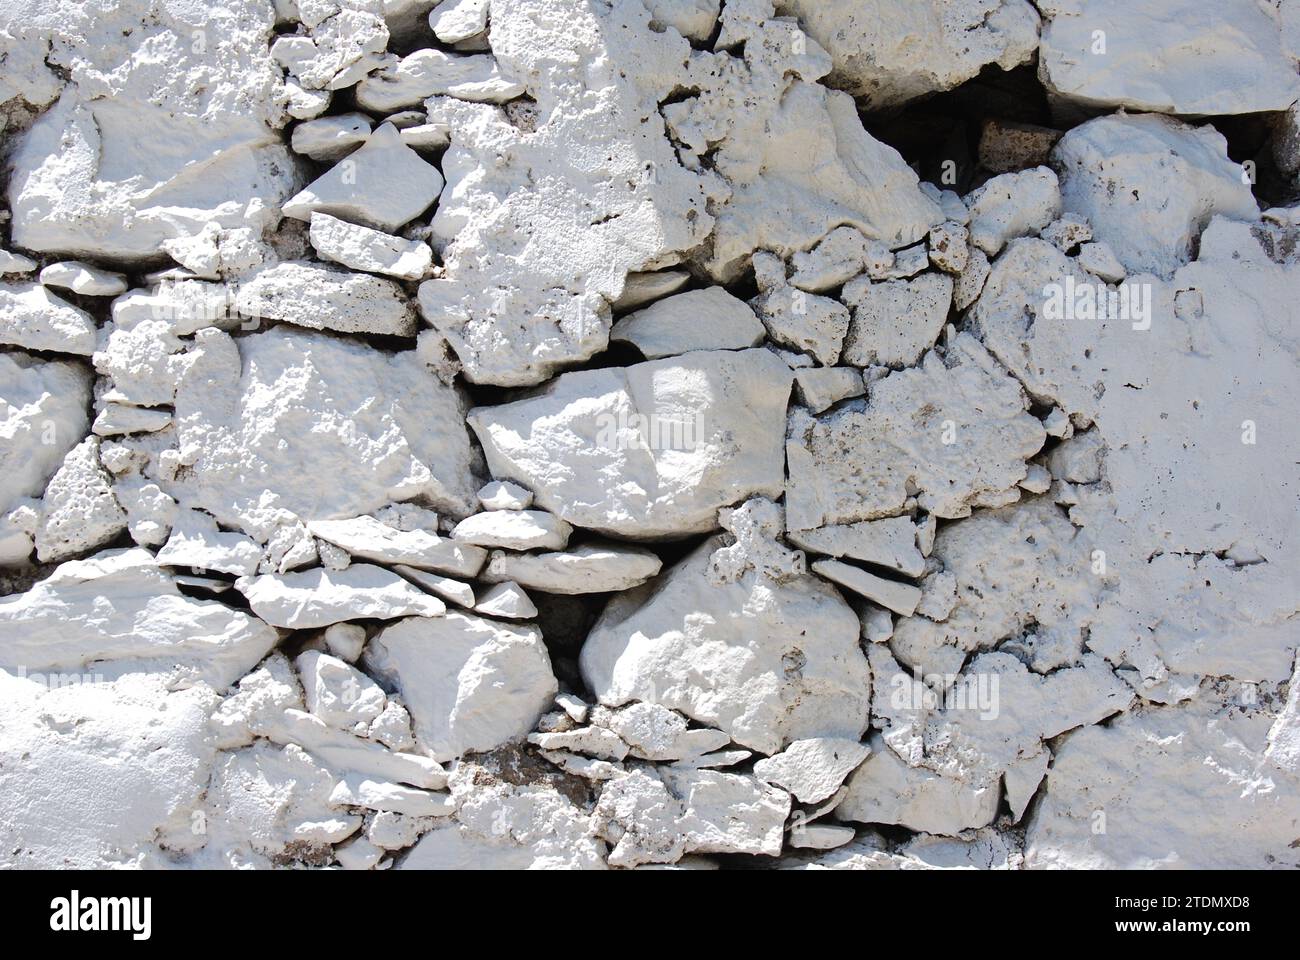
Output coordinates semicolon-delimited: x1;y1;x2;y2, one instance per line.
0;0;1296;875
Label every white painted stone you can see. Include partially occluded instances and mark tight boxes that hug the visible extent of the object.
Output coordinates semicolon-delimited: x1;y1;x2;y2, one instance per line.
355;50;524;111
203;741;359;867
168;327;477;540
753;737;870;803
234;261;416;337
1026;692;1300;868
965;167;1062;257
451;510;571;550
840;272;953;367
2;0;1295;872
39;261;127;297
329;774;455;818
290;113;373;162
600;701;730;761
5;0;296;263
612;270;691;311
661;768;790;857
476;480;533;511
610;287;765;359
308;212;434;280
811;559;922;617
370;700;418;752
837;734;1000;836
786;333;1044;529
309;515;486;577
296;650;387;729
35;437;127;563
788;226;894;292
787;515;926;578
0;548;277;688
237;564;446;629
260;709;448;790
392;565;477;608
0;673;219;868
92;404;173;438
1039;0;1300;115
529;726;630;761
928;221;970;274
470;348;792;538
1052;114;1259;278
0;353;91;518
429;0;490;43
323;623;367;664
0;283;98;355
789;823;857;851
283;123;443;233
0;250;36;275
364;612;558;762
480;541;662;594
751;281;850;366
581;536;871;755
782;0;1041;109
156;509;261;576
792;367;866;414
1076;240;1126;283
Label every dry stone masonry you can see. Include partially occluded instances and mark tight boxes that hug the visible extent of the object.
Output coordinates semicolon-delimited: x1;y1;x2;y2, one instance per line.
0;0;1297;871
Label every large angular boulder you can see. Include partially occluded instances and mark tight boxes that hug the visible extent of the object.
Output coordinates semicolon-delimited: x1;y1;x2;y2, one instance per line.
580;536;871;755
469;349;792;539
0;548;276;688
168;327;477;541
5;0;296;262
1051;114;1259;278
365;613;558;762
1038;0;1300;115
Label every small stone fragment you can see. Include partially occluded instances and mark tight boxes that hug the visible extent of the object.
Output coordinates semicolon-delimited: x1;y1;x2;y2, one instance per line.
965;167;1062;256
283;123;444;233
811;559;922;616
474;581;537;620
39;261;128;297
610;287;765;359
308;212;434;280
237;564;447;629
480;542;662;594
477;480;534;511
451;510;572;550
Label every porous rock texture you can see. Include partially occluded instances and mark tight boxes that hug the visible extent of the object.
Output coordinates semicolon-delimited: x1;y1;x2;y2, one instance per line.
0;0;1297;873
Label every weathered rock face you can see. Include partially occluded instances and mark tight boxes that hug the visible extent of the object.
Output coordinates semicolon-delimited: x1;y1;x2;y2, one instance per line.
365;613;558;762
785;334;1045;529
890;497;1107;677
0;353;91;516
0;672;219;868
0;549;277;688
1025;691;1300;869
1051;114;1259;279
1038;0;1300;115
782;0;1041;110
4;0;297;263
580;535;871;755
0;0;1296;875
417;0;718;386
